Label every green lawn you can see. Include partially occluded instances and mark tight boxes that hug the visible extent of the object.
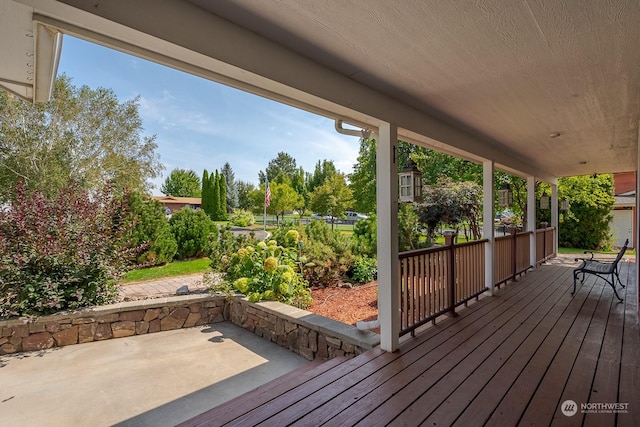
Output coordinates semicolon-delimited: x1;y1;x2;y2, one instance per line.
558;247;635;256
123;258;210;283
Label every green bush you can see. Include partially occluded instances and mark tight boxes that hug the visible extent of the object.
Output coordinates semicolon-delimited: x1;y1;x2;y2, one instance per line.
224;240;311;308
208;224;256;271
349;256;378;284
352;214;377;257
0;181;138;318
169;208;217;259
229;209;255;227
272;221;354;287
127;192;177;266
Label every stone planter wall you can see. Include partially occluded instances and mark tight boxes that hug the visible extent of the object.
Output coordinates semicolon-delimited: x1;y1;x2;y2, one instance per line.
1;294;380;361
0;295;226;355
228;297;379;360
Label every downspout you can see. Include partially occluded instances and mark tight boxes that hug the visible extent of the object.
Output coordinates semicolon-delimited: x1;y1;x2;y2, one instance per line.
335;119;372;139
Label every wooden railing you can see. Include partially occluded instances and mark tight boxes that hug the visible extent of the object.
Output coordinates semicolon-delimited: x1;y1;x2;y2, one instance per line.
398;227;557;337
399;239;487;337
535;227;556;265
494;230;533;287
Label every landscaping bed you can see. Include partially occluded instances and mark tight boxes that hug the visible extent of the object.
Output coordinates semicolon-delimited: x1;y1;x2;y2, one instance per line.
309;282;378;326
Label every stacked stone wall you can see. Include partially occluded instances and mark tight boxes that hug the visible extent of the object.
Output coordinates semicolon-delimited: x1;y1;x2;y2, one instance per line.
228;298;379;361
1;295;379;361
0;295;226;355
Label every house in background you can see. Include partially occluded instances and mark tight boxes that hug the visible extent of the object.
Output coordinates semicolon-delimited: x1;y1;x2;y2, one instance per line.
151;196;202;214
612;172;636;248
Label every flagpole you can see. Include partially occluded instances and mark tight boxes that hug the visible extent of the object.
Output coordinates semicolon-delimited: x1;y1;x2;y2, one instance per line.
263;180;269;230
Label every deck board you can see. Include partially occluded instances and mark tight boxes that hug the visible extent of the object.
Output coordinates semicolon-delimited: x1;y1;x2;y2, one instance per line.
618;261;640;427
386;270;571;426
181;258;639;427
425;273;575;426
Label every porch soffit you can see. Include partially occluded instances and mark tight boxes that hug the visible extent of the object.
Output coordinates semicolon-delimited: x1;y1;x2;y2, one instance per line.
4;0;640;181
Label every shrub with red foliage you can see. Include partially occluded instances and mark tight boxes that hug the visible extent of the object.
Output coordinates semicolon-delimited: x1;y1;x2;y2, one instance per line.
0;180;137;318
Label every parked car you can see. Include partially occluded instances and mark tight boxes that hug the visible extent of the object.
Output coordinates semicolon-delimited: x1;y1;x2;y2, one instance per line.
345;211;368;222
311;213;332;221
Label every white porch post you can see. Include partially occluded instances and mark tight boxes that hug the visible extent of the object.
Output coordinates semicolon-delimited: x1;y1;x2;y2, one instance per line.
376;122;400;352
482;161;495;295
527;176;537;268
551;183;559;254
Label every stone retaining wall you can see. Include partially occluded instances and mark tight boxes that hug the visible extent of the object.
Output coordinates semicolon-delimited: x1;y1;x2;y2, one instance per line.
0;295;226;355
0;294;380;360
228;298;379;360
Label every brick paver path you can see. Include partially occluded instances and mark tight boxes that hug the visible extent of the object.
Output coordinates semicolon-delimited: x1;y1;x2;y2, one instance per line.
117;273;212;301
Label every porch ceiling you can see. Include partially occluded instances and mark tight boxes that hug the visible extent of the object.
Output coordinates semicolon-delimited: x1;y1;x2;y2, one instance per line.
191;0;640;178
2;0;639;179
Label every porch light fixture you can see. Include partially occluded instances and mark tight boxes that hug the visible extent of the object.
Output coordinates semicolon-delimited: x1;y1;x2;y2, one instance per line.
540;192;550;210
561;198;570;211
498;182;513;207
398;159;422;203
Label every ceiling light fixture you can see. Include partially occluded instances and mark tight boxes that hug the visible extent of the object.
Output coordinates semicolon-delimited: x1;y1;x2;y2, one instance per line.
549;132;563;138
579;161;587;165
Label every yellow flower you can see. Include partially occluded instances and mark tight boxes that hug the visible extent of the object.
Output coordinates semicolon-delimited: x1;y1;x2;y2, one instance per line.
263;290;276;300
233;278;250;294
245;245;254;254
285;230;300;245
281;270;294;283
268;239;278;247
237;248;248;257
264;256;278;273
257;241;268;250
278;282;291;295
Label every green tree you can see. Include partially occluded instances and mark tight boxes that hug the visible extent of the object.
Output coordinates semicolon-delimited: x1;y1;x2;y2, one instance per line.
236;180;256;210
259;152;298;183
538;174;614;249
309;174;353;229
348;138;377;214
414;177;482;244
160;168;201;197
127;192;177;266
218;170;228;220
221;162;238;211
169;207;217;259
211;171;221;220
201;169;212;216
0;75;161;200
412;149;482;185
269;182;304;226
306;159;338;194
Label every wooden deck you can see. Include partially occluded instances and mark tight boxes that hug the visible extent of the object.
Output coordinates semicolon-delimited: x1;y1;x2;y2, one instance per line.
181;257;639;427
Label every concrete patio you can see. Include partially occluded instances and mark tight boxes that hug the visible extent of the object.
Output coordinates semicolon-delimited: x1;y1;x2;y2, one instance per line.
0;322;308;426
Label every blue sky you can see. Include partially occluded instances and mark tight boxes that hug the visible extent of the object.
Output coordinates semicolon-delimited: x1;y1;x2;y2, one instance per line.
56;36;361;193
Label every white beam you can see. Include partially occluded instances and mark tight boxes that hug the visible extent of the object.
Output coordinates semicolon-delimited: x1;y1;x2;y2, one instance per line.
483;160;495;295
551;184;559;254
34;22;62;103
18;0;556;181
376;123;399;352
527;176;537;268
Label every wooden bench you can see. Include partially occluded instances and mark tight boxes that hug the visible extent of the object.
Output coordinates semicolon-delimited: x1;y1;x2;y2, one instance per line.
572;239;628;302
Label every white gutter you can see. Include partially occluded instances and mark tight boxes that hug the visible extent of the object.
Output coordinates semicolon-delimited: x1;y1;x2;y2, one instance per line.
335;119;373;139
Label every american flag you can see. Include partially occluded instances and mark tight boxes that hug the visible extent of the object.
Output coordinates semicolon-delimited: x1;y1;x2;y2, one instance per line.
265;180;271;207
